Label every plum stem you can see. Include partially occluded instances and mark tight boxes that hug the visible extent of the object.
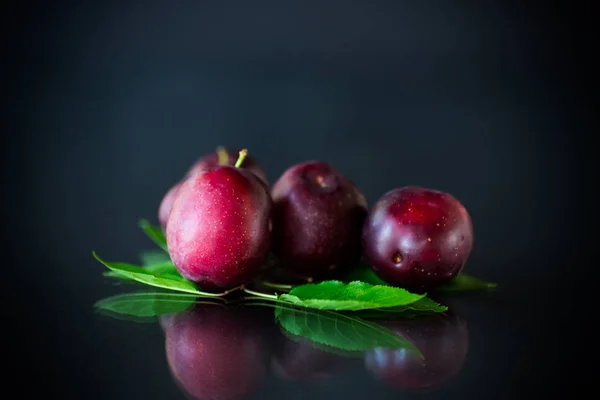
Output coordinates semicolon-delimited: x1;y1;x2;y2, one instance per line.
262;282;293;291
234;149;248;168
241;286;278;300
216;146;229;165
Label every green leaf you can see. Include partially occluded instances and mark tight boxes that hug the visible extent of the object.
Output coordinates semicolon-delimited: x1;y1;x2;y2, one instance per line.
275;303;422;356
345;264;496;292
94;292;198;317
104;250;179;282
353;297;448;319
138;219;168;252
279;280;425;311
93;252;205;295
280;331;365;358
139;249;171;266
103;261;180;280
437;274;497;292
379;297;447;313
342;264;388;286
144;262;179;276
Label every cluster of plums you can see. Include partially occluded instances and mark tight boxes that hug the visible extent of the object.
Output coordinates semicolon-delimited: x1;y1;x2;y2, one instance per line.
163;304;469;400
160;147;474;293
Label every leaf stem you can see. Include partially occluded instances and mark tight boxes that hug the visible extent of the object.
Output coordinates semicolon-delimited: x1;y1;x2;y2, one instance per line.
262;282;293;291
216;146;229;165
241;286;278;300
283;270;313;283
211;285;245;297
234;149;248;168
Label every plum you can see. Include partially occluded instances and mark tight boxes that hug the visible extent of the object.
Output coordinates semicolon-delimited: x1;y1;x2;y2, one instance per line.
166;150;273;290
186;146;269;185
158;147;267;230
365;314;469;391
271;161;368;276
158;182;182;229
165;304;272;400
362;186;474;292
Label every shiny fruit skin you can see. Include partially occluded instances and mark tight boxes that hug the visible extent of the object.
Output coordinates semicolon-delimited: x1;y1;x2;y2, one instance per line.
165;305;271;400
166;166;272;290
186;147;269;185
362;186;473;292
365;314;469;390
271;161;368;276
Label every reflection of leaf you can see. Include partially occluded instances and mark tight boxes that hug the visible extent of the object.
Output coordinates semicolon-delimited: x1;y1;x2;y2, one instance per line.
138;219;168;252
280;331;365;359
93;252;204;295
279;280;425;311
275;303;422;357
94;292;198;317
437;274;497;292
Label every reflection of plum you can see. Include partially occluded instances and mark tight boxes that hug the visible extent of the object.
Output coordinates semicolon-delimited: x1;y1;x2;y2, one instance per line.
272;336;349;382
365;314;469;390
165;304;272;400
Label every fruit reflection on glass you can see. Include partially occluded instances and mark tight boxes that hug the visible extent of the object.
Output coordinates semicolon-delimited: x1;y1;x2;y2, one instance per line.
271;161;368;277
166;149;273;290
362;186;474;292
165;304;272;400
365;314;469;390
272;335;349;382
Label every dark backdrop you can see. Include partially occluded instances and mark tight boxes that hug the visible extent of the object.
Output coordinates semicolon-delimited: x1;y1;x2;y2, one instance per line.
4;1;596;398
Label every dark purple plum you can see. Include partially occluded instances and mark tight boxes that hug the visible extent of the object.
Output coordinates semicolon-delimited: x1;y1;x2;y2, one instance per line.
362;186;474;292
166;150;273;290
365;314;469;391
165;305;272;400
186;146;269;185
271;161;367;276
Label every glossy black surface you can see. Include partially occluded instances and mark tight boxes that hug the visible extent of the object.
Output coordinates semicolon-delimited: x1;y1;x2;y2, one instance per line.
5;1;595;399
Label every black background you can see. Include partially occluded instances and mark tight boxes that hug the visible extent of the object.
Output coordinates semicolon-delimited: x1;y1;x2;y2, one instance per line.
4;1;596;399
